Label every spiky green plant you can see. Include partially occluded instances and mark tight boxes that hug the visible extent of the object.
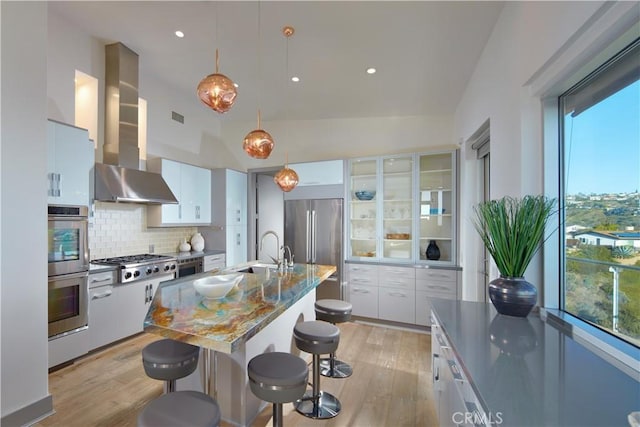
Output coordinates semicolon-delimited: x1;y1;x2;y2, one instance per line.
473;195;556;278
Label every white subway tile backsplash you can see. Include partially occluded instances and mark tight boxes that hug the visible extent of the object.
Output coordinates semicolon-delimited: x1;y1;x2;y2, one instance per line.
90;202;197;259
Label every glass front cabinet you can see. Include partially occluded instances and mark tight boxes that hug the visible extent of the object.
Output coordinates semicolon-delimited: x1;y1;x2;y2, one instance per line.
347;150;457;265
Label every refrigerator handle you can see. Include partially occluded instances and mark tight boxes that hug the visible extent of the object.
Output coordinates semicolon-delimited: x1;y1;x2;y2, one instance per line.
306;210;311;263
311;209;317;263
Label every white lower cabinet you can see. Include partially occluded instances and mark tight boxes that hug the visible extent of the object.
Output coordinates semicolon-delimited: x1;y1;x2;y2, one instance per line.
432;312;487;426
204;253;226;272
378;265;415;324
348;262;458;326
88;271;119;350
88;272;174;351
415;268;458;326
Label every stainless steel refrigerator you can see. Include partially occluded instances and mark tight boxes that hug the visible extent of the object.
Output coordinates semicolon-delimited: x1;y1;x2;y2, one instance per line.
284;198;343;300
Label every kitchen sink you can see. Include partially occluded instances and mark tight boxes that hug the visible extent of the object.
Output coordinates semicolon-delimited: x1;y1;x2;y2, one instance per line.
230;262;278;274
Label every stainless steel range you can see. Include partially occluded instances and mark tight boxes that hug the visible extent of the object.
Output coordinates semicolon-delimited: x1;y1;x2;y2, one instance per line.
92;254;177;283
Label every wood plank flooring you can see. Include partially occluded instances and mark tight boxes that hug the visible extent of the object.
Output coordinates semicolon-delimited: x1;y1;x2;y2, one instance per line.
36;322;437;427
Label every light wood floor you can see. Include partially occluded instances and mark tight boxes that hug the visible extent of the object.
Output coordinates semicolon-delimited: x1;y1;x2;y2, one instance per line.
36;322;437;427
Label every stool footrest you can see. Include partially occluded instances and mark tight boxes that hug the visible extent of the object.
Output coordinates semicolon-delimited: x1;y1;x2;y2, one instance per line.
294;390;341;419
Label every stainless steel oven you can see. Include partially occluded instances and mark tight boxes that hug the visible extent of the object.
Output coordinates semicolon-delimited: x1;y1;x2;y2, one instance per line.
48;205;89;276
48;271;88;338
177;256;203;278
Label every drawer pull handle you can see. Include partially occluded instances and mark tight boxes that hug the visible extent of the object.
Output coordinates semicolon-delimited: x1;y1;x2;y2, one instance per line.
90;277;112;284
92;290;112;299
352;288;370;294
388;292;407;298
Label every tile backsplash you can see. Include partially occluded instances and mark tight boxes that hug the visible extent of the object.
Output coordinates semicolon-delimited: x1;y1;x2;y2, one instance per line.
89;202;196;259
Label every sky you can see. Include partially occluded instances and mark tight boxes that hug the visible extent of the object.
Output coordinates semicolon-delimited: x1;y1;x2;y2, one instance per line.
564;79;639;195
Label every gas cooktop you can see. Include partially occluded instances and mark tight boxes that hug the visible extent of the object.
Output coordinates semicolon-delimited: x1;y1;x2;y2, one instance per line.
92;254;177;283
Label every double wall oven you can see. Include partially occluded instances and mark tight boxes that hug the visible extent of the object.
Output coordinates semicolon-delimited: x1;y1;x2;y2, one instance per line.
48;204;90;339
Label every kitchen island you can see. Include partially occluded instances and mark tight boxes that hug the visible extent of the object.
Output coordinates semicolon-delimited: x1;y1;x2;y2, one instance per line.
143;262;336;426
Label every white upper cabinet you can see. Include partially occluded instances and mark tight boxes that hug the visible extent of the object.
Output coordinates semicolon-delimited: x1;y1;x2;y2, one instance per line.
147;158;211;226
47;120;94;206
347;150;458;266
289;160;344;186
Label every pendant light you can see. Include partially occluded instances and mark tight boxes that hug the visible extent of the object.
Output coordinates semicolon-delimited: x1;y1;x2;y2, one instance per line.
243;1;275;159
196;4;237;113
274;152;299;192
274;26;299;192
243;110;274;159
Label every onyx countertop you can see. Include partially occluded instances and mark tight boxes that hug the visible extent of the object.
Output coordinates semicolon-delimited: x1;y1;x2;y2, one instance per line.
430;299;640;427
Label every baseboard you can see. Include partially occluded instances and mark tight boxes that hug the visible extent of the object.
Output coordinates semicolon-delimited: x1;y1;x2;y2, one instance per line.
352;316;429;334
1;394;53;427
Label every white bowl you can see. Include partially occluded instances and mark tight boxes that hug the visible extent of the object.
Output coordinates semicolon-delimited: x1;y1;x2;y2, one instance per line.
193;273;243;299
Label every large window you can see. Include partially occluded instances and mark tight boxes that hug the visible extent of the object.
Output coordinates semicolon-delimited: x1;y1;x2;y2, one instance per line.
560;39;639;346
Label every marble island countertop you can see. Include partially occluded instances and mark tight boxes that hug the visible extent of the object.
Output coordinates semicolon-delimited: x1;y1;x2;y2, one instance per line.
143;262;336;353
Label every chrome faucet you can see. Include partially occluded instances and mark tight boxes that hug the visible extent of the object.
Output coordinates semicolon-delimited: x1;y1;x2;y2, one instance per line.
283;245;294;269
259;230;281;268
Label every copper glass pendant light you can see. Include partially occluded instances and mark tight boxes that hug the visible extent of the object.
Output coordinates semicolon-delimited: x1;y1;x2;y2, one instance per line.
274;26;299;192
274;153;299;192
242;1;275;159
196;3;237;113
197;49;237;113
243;110;274;159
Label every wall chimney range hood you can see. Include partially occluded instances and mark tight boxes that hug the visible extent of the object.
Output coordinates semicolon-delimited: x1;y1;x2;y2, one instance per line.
94;42;177;204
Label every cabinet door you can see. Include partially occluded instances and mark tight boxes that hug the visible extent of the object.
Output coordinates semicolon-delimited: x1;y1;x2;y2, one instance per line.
226;224;247;266
418;152;456;264
181;164;211;224
115;281;148;339
289;160;344;186
226;169;247;225
159;159;182;223
348;158;379;260
416;290;456;326
88;284;119;350
381;155;414;261
349;284;378;318
48;121;94;206
378;287;415;324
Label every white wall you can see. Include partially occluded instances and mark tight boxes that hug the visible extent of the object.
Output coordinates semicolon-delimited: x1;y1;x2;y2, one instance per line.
453;1;613;302
222;114;455;170
1;1;52;422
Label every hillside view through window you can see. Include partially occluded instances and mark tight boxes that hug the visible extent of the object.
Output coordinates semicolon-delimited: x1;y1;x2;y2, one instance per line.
561;40;639;346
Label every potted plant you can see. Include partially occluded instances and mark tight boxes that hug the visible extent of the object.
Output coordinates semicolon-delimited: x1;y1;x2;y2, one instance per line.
472;195;556;317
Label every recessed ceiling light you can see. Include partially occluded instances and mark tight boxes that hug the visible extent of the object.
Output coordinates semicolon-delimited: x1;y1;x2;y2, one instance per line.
366;67;376;74
175;30;184;38
291;76;300;83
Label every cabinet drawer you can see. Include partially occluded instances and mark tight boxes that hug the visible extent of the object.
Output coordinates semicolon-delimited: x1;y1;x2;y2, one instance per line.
347;263;378;286
349;284;378;318
88;270;116;288
415;268;457;282
379;265;415;279
379;275;414;290
347;263;378;277
416;279;456;295
204;254;226;272
379;287;415;324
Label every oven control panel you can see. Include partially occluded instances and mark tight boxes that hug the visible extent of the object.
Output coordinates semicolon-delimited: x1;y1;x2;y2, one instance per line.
121;260;176;283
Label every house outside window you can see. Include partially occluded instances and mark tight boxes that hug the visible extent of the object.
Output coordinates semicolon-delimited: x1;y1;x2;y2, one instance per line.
559;38;639;346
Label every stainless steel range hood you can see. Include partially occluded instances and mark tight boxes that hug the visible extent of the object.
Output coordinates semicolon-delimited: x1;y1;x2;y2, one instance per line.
94;42;177;204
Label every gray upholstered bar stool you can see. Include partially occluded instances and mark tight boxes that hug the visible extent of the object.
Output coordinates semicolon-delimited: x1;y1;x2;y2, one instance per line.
292;320;341;419
248;352;309;427
142;339;200;393
314;299;353;378
137;390;220;427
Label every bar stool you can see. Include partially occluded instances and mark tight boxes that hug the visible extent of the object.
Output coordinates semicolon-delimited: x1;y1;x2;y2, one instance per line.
137;390;220;427
292;321;341;419
314;299;353;378
142;339;200;393
248;352;309;427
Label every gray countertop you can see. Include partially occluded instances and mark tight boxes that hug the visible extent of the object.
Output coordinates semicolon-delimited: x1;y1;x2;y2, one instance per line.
162;249;225;260
430;299;640;427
